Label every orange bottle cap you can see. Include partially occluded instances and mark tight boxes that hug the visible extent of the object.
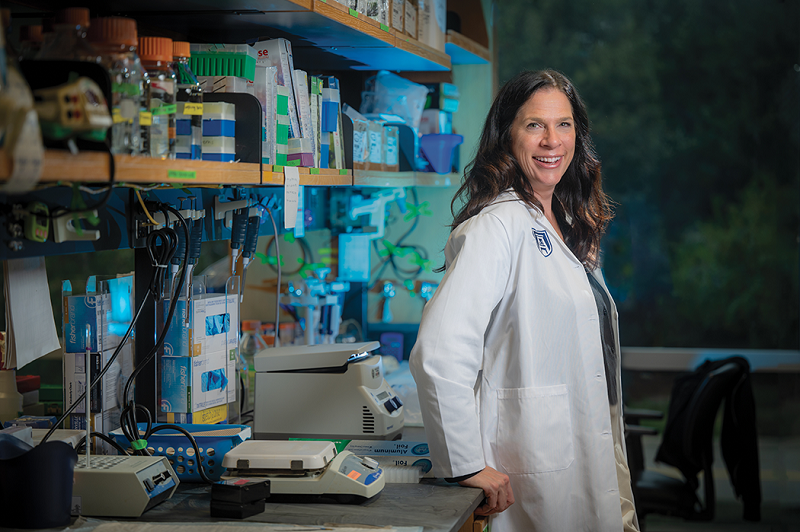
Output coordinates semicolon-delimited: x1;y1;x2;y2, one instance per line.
242;320;262;332
172;41;191;59
87;17;138;47
139;36;173;62
20;25;44;43
56;7;90;28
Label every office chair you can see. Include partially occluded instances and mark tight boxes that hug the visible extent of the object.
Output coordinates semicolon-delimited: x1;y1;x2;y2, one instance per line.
625;360;749;525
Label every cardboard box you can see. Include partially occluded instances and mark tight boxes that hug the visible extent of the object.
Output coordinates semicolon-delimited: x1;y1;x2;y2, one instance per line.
62;275;133;354
417;0;445;52
391;0;405;32
63;340;133;414
161;293;239;358
405;0;418;39
344;440;434;478
63;294;112;354
160;350;231;413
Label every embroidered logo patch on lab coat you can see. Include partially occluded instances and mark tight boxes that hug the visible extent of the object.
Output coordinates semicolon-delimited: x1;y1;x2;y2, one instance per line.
532;228;552;257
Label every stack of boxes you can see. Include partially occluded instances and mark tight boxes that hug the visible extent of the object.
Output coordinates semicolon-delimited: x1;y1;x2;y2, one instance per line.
159;291;239;424
61;275;134;454
175;102;203;160
275;85;290;166
202;102;236;163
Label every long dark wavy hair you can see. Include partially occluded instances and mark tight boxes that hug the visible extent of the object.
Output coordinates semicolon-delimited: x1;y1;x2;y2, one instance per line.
445;69;613;270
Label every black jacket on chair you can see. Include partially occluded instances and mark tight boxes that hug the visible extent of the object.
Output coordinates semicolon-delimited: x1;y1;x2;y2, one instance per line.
654;356;761;521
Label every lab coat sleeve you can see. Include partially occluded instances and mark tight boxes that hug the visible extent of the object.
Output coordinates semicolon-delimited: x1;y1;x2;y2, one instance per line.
410;212;511;478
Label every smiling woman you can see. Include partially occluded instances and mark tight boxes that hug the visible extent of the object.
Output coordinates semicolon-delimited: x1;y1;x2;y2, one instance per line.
509;87;576;239
409;70;637;531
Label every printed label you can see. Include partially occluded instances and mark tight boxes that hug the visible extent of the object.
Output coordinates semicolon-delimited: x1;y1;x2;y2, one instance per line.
167;170;197;180
139;112;153;126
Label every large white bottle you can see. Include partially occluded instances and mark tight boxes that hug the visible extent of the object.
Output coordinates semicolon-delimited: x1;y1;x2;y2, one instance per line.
0;369;23;424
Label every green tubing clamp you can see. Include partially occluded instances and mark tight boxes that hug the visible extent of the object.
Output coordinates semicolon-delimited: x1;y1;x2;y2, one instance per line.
131;439;148;451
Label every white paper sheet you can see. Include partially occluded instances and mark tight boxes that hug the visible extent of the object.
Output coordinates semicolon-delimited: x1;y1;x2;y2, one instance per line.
3;257;61;369
284;166;300;229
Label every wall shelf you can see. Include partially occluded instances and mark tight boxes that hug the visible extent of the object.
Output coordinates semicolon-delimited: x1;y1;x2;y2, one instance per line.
445;30;491;65
0;149;261;185
262;166;352;186
7;0;450;71
353;169;456;188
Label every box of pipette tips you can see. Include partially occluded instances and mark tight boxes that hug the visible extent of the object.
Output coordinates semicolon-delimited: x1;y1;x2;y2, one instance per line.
344;440;434;478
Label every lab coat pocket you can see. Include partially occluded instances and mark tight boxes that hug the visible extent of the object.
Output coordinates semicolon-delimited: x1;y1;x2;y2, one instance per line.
496;384;574;474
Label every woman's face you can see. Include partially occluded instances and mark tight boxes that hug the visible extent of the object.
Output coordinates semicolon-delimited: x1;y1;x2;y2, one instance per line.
509;88;576;199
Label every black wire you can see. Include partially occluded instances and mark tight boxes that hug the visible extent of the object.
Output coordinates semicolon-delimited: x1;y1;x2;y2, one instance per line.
264;235;313;275
239;374;247;414
76;431;130;456
343;188;427;307
117;206;216;484
147;424;213;484
47;139;117;220
40;282;153;444
121;205;188;406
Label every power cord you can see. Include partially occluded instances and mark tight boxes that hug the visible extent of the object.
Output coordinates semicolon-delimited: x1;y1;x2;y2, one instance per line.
263;205;281;346
47;139;116;220
117;205;214;484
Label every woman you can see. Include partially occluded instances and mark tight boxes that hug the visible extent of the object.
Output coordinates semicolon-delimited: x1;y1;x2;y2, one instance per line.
409;70;639;531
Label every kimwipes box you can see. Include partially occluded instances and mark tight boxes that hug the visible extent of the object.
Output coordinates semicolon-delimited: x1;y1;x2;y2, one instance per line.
344;440;434;478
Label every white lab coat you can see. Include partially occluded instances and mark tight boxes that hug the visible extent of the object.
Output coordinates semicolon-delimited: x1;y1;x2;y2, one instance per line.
410;191;636;531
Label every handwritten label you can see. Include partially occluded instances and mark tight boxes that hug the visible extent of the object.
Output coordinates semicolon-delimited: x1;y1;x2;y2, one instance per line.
182;102;204;115
152;104;177;116
167;170;197;180
284;166;300;229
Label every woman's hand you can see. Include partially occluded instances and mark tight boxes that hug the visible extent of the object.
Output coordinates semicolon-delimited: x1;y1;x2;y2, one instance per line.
458;467;515;515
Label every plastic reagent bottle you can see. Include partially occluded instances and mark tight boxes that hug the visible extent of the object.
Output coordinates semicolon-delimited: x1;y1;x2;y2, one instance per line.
139;36;176;159
87;17;146;155
36;7;95;61
17;25;43;60
172;41;203;160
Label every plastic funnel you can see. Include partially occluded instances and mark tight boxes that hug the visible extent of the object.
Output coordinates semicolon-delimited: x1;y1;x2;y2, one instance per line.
419;134;463;174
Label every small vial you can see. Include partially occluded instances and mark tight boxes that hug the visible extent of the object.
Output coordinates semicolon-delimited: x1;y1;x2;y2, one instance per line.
36;7;95;61
139;37;176;159
172;41;203;160
87;17;146;155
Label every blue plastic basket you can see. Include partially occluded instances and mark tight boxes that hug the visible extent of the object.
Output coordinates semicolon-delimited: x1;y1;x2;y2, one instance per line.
110;423;251;482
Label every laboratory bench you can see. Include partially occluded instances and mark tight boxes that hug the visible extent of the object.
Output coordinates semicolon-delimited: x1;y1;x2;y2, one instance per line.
117;428;484;532
5;481;483;532
64;479;484;532
9;427;484;532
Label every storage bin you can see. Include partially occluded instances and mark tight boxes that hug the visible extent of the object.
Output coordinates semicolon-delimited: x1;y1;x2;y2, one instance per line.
110;423;251;482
